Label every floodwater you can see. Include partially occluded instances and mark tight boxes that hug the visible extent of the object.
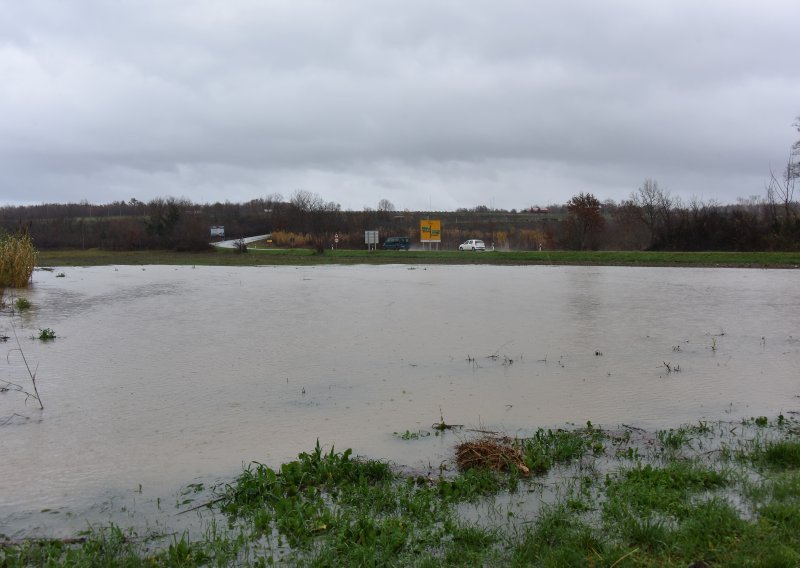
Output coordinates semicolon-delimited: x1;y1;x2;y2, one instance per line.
1;264;799;537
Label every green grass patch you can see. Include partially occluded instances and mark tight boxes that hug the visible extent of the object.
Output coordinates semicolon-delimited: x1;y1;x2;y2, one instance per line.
512;504;605;566
35;248;800;268
755;439;800;470
209;440;512;565
519;425;605;475
657;426;696;451
668;498;749;562
604;461;728;521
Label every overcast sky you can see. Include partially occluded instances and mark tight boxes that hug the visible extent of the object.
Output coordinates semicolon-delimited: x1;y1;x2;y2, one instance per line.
2;1;798;211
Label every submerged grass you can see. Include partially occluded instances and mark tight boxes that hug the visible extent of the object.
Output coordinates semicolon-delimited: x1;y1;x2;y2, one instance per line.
759;439;800;469
3;417;800;566
519;423;606;474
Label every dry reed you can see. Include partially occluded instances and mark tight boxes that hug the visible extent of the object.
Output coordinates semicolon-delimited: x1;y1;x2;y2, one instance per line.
0;232;37;288
455;437;530;476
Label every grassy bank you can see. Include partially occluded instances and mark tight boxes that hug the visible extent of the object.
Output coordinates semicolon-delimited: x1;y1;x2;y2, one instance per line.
3;416;800;566
36;248;800;268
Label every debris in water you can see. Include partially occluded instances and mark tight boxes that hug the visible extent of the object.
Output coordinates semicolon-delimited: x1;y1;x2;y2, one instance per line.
455;437;530;476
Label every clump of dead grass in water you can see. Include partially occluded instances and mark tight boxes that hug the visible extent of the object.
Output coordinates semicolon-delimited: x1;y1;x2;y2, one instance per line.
0;232;37;288
456;437;530;476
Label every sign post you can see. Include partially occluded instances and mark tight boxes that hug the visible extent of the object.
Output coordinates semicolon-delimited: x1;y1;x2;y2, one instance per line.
364;230;379;251
420;219;441;250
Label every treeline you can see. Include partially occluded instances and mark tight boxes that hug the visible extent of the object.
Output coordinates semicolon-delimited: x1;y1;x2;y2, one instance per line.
0;182;797;252
561;182;799;252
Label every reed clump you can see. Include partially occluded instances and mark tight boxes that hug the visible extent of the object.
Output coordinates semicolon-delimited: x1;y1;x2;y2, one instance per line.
0;232;37;288
456;437;530;475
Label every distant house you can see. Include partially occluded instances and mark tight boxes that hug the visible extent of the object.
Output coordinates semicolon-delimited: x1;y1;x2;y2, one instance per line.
210;226;225;238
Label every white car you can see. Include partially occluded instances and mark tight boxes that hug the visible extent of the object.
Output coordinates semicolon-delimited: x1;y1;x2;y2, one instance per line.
459;239;486;251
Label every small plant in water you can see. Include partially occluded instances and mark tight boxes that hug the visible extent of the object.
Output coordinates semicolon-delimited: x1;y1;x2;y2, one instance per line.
14;297;31;311
38;328;56;340
393;429;429;440
56;272;66;278
687;419;713;435
657;427;692;451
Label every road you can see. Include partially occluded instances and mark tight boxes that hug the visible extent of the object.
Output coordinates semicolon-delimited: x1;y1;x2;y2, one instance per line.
211;234;271;248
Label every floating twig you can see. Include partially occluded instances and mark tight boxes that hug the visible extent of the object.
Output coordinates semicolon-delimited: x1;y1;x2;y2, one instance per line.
432;407;463;431
176;496;226;515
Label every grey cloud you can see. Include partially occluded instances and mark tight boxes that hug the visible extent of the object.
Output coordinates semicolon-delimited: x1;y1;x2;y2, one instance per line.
1;0;798;209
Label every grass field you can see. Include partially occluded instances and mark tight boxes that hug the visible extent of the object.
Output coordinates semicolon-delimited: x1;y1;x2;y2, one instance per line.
36;248;800;268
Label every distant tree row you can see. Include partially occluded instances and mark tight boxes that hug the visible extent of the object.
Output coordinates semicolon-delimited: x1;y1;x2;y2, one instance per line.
2;119;797;252
1;187;796;253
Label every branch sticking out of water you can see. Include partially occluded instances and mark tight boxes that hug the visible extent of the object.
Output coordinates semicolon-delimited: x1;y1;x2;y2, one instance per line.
432;407;463;431
661;361;681;374
2;296;44;410
0;413;29;427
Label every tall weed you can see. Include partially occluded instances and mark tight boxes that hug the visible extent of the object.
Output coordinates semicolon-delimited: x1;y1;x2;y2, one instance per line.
0;232;37;288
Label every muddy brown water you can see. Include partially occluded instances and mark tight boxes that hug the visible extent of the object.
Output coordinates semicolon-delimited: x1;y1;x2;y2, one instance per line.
1;264;798;537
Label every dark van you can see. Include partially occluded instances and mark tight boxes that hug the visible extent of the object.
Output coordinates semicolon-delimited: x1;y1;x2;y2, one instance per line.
382;236;411;250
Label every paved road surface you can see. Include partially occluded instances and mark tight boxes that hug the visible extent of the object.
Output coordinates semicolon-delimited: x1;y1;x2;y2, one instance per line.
212;234;271;248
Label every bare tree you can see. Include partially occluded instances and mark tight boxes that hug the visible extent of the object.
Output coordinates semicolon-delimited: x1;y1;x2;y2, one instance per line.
377;198;396;212
611;200;650;249
265;192;284;203
290;190;324;213
792;115;800;180
630;179;673;247
766;159;796;223
765;117;799;224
